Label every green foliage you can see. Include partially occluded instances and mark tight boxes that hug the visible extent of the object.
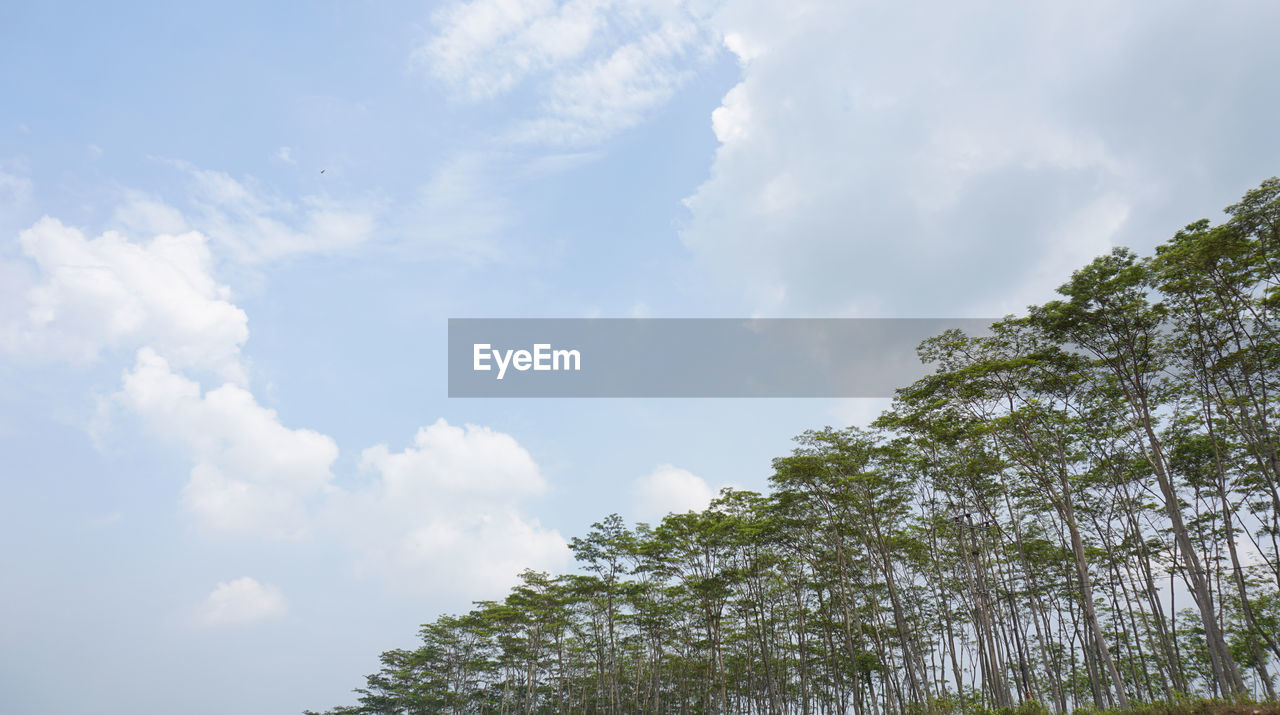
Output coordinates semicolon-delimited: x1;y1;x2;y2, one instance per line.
309;177;1280;714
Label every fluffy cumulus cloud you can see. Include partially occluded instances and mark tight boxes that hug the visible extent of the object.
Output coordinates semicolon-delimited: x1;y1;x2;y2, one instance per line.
194;577;288;627
681;0;1280;317
119;349;339;539
3;159;382;380
0;159;572;614
359;418;547;496
417;0;720;145
4;179;557;600
119;358;562;595
6;217;248;382
332;419;568;596
632;464;721;522
414;1;1280;313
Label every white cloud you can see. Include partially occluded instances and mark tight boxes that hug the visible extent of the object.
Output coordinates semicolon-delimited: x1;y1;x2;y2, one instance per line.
681;0;1280;317
115;358;563;596
194;577;287;627
7;217;248;382
632;464;719;522
332;419;568;596
3;167;570;610
422;0;599;100
827;398;892;429
2;160;385;387
511;17;715;145
417;0;721;145
111;194;190;237
981;192;1130;316
179;164;377;264
8;191;559;600
274;146;296;164
119;349;338;539
359;418;547;496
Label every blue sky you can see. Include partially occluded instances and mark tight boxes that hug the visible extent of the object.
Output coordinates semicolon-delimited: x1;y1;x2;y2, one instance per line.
3;1;1280;712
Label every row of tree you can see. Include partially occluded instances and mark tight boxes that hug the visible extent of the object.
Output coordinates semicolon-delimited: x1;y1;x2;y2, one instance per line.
310;179;1280;713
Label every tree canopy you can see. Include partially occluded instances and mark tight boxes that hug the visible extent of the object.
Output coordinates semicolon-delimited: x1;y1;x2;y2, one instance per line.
308;178;1280;714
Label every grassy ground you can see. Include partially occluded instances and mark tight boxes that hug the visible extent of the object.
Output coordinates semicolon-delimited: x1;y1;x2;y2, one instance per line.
1098;705;1280;715
913;699;1280;715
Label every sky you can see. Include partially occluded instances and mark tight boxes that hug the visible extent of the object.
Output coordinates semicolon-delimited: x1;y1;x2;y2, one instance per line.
2;1;1280;712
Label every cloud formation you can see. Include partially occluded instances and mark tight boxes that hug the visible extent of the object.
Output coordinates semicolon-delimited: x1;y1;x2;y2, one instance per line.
334;419;568;596
194;577;288;627
412;1;1280;318
632;464;721;523
6;179;559;600
682;1;1280;317
417;0;720;145
120;348;339;539
8;218;248;382
178;164;378;264
3;158;385;384
118;355;565;594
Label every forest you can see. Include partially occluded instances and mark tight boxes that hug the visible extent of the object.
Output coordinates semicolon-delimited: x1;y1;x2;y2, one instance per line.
309;179;1280;714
